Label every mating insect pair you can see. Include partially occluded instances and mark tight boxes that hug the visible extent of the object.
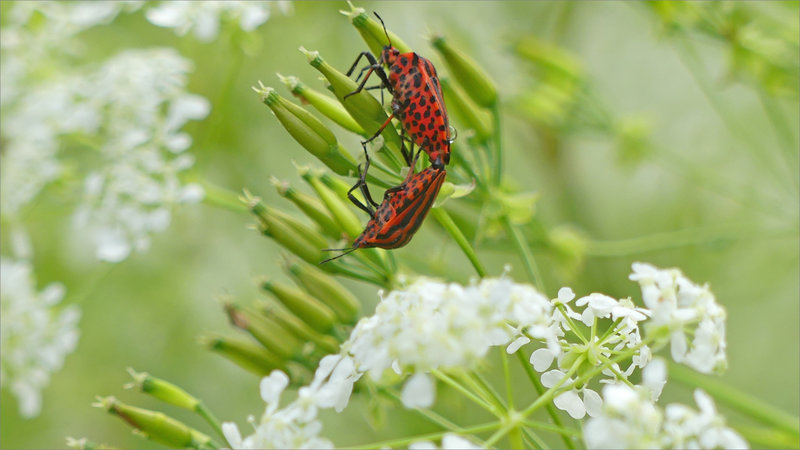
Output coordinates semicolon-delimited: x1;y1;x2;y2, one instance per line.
321;13;452;263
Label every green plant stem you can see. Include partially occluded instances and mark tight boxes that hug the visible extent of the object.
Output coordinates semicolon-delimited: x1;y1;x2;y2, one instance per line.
516;351;576;449
195;403;229;448
668;361;800;437
465;371;507;413
350;421;500;450
381;388;462;431
735;425;800;449
585;224;796;257
432;370;499;417
490;103;503;185
508;425;524;450
502;215;546;293
501;351;514;411
431;208;487;277
521;419;580;438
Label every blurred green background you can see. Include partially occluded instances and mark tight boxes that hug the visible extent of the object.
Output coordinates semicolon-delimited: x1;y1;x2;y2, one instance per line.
1;1;797;448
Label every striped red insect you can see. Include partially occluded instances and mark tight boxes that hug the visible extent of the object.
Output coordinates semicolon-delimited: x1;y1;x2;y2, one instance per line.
320;163;446;263
345;12;452;171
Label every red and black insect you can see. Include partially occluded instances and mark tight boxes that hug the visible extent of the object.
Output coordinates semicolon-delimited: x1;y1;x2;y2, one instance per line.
345;13;452;171
320;163;447;263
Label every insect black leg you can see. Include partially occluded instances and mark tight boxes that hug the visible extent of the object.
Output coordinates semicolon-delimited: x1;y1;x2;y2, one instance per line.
347;162;376;217
346;51;377;77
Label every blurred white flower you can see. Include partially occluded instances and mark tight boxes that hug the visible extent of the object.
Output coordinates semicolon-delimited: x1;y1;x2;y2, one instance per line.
0;258;80;418
409;434;484;449
584;384;748;449
145;1;289;42
1;2;209;263
70;48;210;262
630;263;728;374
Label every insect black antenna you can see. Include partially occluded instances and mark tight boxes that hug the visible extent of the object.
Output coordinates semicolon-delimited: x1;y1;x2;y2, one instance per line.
373;12;391;48
319;247;358;264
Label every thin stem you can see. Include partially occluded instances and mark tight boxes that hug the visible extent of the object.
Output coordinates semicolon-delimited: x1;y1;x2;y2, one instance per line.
195;403;230;448
381;388;462;431
502;215;546;293
585;223;796;257
521;419;581;438
349;421;500;450
465;371;507;414
490;102;503;185
501;351;515;411
432;370;498;416
431;208;487;277
668;361;800;437
516;351;576;449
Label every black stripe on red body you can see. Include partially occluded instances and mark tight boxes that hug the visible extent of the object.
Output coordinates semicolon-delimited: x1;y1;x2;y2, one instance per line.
353;167;446;249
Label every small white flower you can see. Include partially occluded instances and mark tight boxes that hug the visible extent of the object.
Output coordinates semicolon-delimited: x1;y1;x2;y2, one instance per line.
145;1;278;42
585;384;748;449
401;373;435;408
0;258;80;418
630;263;728;374
541;369;602;419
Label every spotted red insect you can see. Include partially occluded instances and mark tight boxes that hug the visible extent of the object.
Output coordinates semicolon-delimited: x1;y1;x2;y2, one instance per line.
345;12;452;171
320;163;447;263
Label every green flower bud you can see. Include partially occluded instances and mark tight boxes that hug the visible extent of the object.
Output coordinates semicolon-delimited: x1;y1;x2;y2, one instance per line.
93;397;213;449
125;369;199;411
299;166;362;239
261;279;337;334
299;47;405;164
278;74;365;134
259;300;340;354
286;260;361;323
224;303;303;361
340;2;412;55
431;35;497;107
513;36;584;82
271;177;343;239
242;190;327;265
439;78;493;142
200;335;283;376
254;82;356;175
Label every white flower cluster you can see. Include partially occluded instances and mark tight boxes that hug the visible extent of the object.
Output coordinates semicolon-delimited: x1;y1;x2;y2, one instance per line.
343;277;556;408
524;286;652;419
222;356;357;449
145;1;291;42
0;258;81;418
0;1;138;216
584;384;748;449
70;48;209;262
630;262;728;374
226;265;735;448
1;3;209;262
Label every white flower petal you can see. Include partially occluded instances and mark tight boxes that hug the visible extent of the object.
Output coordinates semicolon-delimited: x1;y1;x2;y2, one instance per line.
402;373;435;409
